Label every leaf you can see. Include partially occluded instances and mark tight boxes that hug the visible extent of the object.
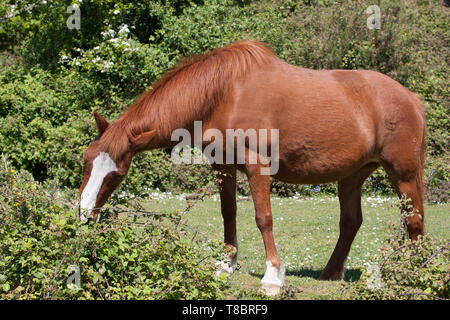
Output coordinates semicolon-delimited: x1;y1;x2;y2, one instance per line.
2;283;10;292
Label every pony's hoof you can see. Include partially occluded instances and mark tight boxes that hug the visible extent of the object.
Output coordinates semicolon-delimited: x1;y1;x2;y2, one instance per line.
260;284;281;296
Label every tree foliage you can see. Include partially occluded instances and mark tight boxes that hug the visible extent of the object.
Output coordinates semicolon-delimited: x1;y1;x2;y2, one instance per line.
0;0;448;201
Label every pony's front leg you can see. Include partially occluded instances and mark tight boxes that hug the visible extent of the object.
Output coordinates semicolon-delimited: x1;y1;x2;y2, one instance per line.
246;164;284;296
214;166;238;277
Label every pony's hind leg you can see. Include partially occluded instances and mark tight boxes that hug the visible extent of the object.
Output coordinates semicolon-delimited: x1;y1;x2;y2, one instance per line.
380;160;425;240
320;163;379;280
214;165;239;276
378;103;426;240
378;125;426;240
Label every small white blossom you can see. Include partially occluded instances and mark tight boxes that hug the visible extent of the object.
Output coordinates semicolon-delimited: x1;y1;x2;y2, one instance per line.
118;24;130;35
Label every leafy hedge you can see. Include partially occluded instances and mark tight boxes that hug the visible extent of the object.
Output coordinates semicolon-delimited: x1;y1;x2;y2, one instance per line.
0;0;448;201
0;157;226;299
344;235;449;300
343;199;449;300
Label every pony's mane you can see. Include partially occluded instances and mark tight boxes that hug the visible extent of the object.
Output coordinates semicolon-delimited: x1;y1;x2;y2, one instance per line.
99;40;276;160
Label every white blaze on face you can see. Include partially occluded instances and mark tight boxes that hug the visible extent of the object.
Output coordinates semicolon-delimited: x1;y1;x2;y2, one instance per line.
79;152;117;221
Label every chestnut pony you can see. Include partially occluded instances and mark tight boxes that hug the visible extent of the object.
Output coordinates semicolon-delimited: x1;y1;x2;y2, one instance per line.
77;40;426;295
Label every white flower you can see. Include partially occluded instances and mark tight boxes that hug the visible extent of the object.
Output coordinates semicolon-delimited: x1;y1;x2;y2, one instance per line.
101;29;116;39
118;24;130;35
113;9;120;15
100;61;114;72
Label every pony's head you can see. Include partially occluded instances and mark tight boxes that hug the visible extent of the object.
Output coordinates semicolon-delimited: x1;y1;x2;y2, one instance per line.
76;111;157;222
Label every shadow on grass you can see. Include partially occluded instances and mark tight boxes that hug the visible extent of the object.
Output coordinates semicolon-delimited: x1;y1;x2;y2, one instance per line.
250;268;362;282
287;269;362;282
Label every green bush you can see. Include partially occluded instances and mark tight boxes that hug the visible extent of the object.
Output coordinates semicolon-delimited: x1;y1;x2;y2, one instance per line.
0;157;226;299
425;154;450;204
343;198;449;300
344;235;449;300
0;0;448;201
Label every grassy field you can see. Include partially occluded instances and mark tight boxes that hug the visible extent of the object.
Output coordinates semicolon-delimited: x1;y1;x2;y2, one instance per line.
141;192;449;300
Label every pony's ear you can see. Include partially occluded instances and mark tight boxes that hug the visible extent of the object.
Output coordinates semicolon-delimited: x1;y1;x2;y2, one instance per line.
130;130;158;153
93;111;110;135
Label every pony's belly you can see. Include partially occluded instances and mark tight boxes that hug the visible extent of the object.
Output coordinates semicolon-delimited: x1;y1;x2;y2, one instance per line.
273;171;348;185
272;156;375;185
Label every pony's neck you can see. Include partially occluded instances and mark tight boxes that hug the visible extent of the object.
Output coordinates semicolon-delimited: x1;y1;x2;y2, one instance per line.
113;96;192;152
101;40;276;158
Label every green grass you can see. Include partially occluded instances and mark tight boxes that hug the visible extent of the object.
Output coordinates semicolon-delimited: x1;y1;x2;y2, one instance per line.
141;193;449;299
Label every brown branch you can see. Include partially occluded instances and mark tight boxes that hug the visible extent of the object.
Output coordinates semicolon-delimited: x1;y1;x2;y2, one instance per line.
46;255;66;299
420;242;450;269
